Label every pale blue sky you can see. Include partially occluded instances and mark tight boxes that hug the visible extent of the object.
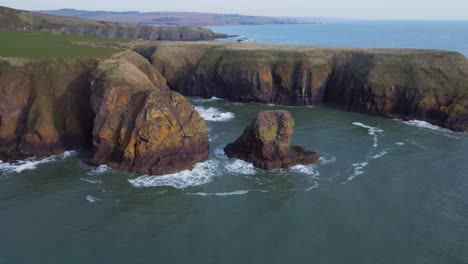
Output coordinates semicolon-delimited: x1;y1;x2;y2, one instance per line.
1;0;467;20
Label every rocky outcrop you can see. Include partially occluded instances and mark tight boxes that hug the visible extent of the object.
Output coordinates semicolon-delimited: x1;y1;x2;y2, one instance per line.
141;42;468;131
89;51;209;174
0;51;209;175
0;6;227;41
0;58;95;158
225;110;319;170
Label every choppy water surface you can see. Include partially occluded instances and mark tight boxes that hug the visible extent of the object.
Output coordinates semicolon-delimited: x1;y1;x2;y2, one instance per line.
1;98;467;263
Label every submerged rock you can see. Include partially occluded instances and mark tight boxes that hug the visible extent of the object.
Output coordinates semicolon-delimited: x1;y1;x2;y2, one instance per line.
224;110;319;170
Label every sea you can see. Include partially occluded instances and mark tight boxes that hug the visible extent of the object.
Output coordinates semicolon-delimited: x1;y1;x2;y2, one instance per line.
1;22;468;264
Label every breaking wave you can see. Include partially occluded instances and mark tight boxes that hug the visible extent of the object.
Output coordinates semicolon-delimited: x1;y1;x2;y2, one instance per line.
224;159;256;175
87;165;111;175
195;106;235;122
128;160;219;189
0;151;77;174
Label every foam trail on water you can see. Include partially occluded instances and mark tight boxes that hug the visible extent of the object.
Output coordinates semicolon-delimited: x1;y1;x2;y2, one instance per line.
395;142;406;146
224;159;256;175
372;150;388;159
347;150;389;182
305;181;319;191
80;178;102;185
195;106;235;122
0;151;77;174
129;160;219;189
352;122;384;148
189;190;249;196
86;195;100;203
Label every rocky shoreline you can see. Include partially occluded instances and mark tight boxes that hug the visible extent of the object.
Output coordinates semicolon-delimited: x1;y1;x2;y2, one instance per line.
1;41;467;175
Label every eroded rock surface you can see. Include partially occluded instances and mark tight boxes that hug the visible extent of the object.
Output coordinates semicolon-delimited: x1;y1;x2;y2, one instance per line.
225;110;319;170
89;51;209;174
141;42;468;131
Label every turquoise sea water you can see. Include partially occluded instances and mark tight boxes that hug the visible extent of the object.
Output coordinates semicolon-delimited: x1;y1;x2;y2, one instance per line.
1;23;468;264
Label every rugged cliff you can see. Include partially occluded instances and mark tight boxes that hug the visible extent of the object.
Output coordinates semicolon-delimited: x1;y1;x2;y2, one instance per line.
89;51;208;174
0;6;227;41
0;58;96;158
0;51;209;174
140;42;468;131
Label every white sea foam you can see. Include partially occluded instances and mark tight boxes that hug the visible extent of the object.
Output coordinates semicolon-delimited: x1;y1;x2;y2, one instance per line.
86;195;100;203
352;122;384;148
0;151;77;174
87;165;111;175
348;162;369;181
224;159;256;175
195;106;235;122
80;178;102;185
319;155;337;165
189;190;249;196
395;142;406;146
402;120;450;132
372;150;388;159
305;181;319;191
290;164;320;177
191;96;224;103
129;160;219;189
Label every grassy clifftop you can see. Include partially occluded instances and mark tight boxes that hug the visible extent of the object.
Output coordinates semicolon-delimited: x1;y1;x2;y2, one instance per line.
0;30;124;59
0;6;227;41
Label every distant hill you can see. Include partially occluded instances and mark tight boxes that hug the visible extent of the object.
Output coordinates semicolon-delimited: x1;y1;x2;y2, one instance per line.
0;6;228;41
37;9;309;26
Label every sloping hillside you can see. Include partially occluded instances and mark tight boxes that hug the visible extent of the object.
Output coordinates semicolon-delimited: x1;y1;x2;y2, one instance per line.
0;6;227;40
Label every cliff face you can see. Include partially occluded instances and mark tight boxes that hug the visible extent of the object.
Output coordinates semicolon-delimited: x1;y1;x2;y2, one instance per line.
0;58;95;158
142;42;468;131
89;51;209;174
0;6;227;41
0;51;209;174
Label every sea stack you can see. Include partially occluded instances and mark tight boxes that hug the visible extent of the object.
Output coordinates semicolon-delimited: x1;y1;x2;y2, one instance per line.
224;110;319;170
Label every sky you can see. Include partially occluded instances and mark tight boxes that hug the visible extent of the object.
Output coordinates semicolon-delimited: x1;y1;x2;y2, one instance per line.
0;0;467;20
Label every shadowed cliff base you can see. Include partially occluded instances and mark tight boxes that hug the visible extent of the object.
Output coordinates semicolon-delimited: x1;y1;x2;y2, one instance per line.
134;41;468;132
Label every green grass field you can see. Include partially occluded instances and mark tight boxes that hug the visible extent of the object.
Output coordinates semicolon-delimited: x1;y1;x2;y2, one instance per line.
0;30;126;59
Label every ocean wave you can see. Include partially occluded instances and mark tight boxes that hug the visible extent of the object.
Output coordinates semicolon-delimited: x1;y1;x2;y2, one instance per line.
128;160;219;189
352;122;384;148
195;106;235;122
87;165;111;175
395;142;406;146
290;164;320;177
191;96;224;103
224;159;256;175
0;151;77;174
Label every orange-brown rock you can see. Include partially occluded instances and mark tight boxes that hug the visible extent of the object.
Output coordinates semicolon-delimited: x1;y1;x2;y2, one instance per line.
0;58;95;158
89;51;209;175
225;110;319;170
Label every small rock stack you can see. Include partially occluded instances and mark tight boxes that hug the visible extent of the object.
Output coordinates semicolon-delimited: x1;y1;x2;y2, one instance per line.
224;110;319;170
